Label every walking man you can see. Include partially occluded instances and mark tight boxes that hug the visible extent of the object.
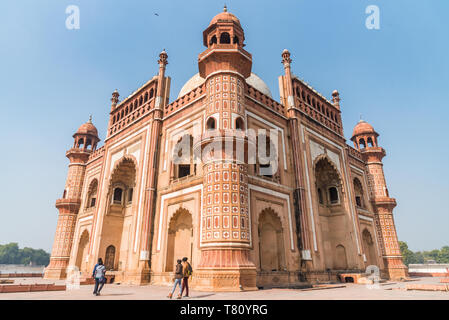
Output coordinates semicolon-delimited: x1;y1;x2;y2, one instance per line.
92;258;106;296
167;259;183;299
181;257;192;298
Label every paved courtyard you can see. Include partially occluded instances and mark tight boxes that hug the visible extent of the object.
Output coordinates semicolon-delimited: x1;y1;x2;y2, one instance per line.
1;277;448;300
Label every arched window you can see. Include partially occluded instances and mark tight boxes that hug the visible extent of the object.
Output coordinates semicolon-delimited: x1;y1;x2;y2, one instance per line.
144;92;148;102
206;117;216;130
105;245;116;270
139;96;143;106
220;32;231;44
174;135;194;179
359;138;366;149
62;189;67;199
87;179;98;208
149;88;154;99
235;117;245;130
113;187;123;204
209;35;217;45
353;178;364;208
125;106;128;115
233;36;239;44
329;187;339;204
367;137;374;147
307;95;311;105
78;138;84;149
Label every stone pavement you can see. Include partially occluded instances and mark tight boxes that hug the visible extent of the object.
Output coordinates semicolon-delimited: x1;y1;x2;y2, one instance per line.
1;277;448;300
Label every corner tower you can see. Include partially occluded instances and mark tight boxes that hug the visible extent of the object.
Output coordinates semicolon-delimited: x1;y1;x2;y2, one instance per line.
351;120;408;280
194;6;257;291
45;117;100;279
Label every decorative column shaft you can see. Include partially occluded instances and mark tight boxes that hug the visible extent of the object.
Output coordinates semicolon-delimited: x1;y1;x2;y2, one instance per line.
44;149;90;279
194;72;257;291
364;148;408;280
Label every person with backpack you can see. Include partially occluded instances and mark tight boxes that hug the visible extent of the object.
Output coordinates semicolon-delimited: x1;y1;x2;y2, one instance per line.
92;258;106;296
181;257;192;298
167;259;183;299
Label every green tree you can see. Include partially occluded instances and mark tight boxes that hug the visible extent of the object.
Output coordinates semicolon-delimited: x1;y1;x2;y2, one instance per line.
437;246;449;264
0;243;20;264
399;241;415;266
0;243;50;266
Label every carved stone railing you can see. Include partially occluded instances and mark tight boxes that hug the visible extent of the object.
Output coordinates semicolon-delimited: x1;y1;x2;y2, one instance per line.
164;83;206;117
246;85;285;116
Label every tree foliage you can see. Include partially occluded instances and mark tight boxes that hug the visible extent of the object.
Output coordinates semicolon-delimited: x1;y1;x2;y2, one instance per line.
0;243;50;266
399;241;449;266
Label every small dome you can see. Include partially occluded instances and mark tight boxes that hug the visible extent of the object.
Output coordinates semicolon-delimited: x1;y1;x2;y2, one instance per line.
76;118;98;137
351;119;376;138
209;7;241;26
178;73;272;98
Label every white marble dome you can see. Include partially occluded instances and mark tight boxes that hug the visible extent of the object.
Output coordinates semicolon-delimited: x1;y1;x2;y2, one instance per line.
178;72;272;98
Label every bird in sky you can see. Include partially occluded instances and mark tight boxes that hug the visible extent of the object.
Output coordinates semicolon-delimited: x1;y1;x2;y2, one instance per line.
154;13;159;16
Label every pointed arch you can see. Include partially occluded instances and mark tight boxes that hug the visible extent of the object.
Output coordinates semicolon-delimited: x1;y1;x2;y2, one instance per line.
220;32;231;44
108;155;138;189
86;178;98;208
362;229;377;267
165;208;193;272
257;207;286;272
75;230;89;271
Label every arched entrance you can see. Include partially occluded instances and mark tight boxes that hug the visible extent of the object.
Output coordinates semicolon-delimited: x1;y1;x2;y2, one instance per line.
362;229;377;267
258;208;285;271
314;156;349;270
75;230;89;271
99;156;137;273
165;208;193;272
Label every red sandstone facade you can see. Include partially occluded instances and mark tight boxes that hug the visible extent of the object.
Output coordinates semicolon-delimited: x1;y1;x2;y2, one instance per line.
45;7;407;288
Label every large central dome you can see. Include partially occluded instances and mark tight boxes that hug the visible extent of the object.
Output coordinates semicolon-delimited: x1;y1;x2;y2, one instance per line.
178;73;272;99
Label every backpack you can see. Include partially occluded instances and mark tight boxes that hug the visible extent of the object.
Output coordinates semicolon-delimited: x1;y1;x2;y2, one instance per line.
95;264;106;279
186;263;193;276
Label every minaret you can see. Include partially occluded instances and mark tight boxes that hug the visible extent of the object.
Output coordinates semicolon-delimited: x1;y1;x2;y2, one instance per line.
351;120;408;280
194;6;257;291
44;118;100;279
280;49;311;269
138;49;168;276
331;90;341;111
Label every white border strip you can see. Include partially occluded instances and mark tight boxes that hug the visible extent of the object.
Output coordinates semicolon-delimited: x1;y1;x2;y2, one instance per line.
302;150;318;251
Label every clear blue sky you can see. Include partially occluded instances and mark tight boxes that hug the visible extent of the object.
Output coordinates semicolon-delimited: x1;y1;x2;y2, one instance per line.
0;0;447;253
